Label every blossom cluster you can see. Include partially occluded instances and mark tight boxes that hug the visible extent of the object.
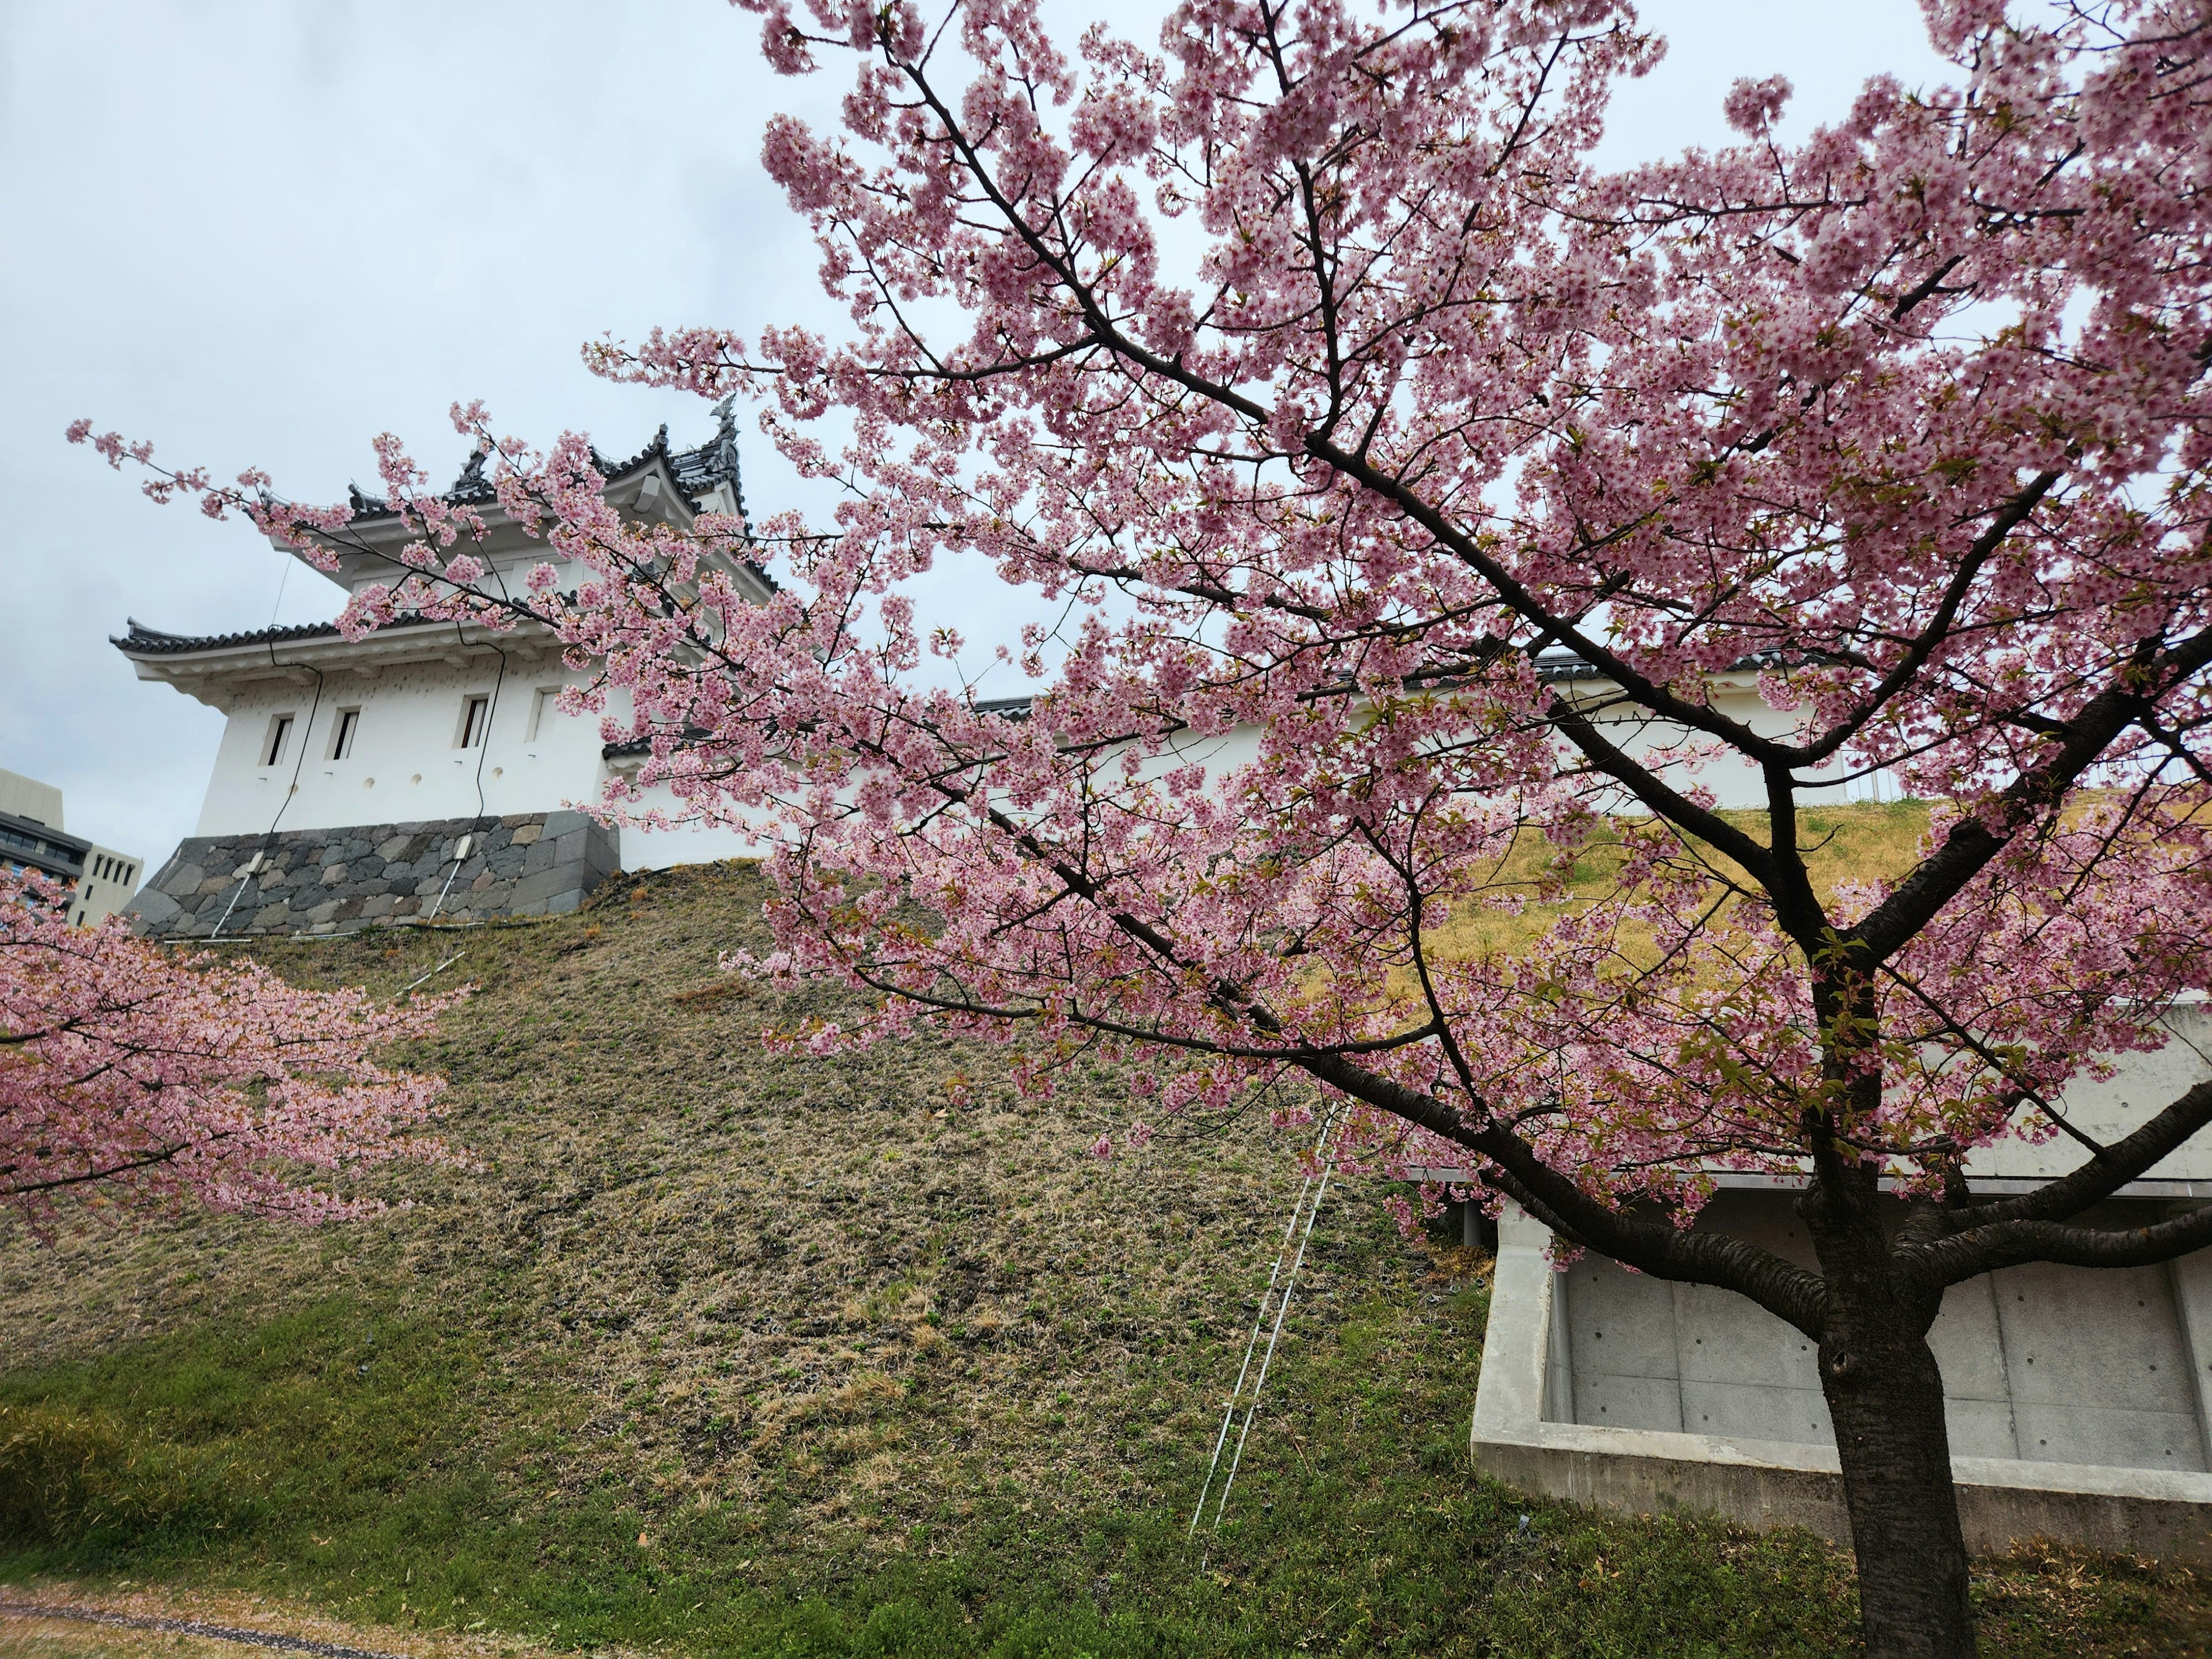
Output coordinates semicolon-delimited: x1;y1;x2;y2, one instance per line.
1;869;461;1228
78;0;2212;1232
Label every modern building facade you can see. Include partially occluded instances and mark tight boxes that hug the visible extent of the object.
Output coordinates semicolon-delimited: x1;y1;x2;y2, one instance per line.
0;766;143;927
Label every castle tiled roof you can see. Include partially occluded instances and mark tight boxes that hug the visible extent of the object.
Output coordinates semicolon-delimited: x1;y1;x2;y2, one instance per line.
112;612;464;657
346;409;748;525
113;618;350;657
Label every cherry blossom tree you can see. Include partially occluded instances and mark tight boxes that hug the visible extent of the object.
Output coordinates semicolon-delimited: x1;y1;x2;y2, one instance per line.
78;0;2212;1650
1;869;459;1227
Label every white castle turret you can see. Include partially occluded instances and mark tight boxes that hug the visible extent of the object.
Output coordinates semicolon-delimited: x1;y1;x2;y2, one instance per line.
117;414;772;938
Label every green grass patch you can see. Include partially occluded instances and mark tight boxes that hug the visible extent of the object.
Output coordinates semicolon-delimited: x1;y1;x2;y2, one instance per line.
2;1281;1876;1656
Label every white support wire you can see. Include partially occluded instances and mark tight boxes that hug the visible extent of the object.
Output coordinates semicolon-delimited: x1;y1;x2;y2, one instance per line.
423;834;476;922
397;950;464;998
1188;1104;1340;1547
206;851;264;941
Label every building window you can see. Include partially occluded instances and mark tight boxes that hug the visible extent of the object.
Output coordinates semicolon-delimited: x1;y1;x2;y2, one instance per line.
458;694;491;749
525;686;562;743
331;707;362;760
264;714;295;767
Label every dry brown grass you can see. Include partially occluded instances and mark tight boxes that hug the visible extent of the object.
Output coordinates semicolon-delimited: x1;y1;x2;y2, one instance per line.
0;863;1349;1558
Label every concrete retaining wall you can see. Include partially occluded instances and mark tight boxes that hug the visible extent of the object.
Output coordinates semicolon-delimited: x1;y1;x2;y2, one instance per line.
1474;1423;2212;1565
1474;1200;2212;1565
124;811;620;937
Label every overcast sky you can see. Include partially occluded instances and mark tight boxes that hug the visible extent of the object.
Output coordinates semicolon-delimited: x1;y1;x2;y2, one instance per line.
0;0;1948;868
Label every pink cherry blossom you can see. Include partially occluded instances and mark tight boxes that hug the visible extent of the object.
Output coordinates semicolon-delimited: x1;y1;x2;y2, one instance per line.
1;869;462;1229
77;3;2212;1649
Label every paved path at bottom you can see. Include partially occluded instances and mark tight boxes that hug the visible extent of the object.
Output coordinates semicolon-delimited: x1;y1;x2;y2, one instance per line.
0;1601;410;1659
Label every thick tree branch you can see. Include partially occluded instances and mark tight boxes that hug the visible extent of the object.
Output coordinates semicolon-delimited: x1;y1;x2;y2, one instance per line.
1913;1200;2212;1286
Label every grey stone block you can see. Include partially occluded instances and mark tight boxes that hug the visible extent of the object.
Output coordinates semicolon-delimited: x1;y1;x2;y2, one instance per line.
510;866;575;908
130;812;623;938
128;889;182;928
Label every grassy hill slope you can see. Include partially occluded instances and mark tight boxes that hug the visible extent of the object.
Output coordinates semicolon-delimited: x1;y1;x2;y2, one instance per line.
2;853;2205;1656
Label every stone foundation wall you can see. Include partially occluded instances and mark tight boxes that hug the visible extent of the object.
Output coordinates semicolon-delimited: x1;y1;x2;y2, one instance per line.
126;812;620;938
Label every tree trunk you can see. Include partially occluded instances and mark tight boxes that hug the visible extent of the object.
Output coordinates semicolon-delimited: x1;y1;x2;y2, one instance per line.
1817;1264;1976;1656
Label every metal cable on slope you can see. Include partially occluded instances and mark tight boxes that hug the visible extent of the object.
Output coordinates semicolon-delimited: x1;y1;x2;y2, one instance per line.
1188;1104;1340;1543
1209;1130;1338;1533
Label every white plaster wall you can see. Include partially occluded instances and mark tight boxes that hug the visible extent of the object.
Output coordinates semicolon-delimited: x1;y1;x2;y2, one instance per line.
1100;680;1883;815
1581;681;1886;809
194;658;605;838
623;813;776;869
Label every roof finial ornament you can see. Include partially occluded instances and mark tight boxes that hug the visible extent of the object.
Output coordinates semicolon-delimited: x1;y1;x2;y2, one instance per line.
452;442;493;494
708;396;743;509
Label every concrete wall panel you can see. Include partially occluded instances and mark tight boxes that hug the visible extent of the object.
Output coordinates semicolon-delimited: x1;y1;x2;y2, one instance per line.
1677;1378;1831;1444
1476;1199;2212;1563
1571;1373;1684;1432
